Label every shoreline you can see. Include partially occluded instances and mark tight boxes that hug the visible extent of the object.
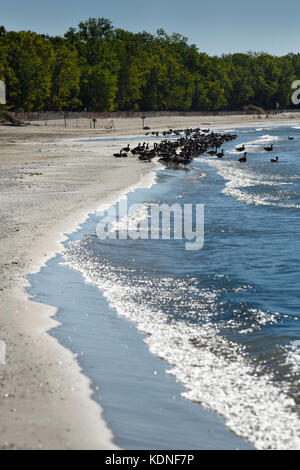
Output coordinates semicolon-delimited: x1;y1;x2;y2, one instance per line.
0;126;156;449
28;244;252;450
0;114;298;449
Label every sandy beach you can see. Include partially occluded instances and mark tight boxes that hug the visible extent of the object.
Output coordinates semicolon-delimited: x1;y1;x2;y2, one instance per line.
0;124;156;450
0;112;298;450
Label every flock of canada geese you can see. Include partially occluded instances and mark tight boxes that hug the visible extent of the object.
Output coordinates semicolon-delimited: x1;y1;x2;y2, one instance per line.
113;128;237;165
113;128;294;166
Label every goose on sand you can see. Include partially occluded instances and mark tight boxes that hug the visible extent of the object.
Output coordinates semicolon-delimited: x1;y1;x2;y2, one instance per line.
114;150;127;158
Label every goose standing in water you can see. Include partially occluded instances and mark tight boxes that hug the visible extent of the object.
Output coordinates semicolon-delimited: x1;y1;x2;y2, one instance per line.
264;144;273;152
239;152;247;163
271;156;279;163
216;149;225;158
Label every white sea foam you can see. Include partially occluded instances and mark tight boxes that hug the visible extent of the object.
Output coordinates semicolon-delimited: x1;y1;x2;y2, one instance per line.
196;154;300;209
286;344;300;374
109;201;150;233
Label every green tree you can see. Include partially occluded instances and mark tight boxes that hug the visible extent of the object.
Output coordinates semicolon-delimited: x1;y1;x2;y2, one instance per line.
50;44;81;110
2;31;54;111
1;18;300;113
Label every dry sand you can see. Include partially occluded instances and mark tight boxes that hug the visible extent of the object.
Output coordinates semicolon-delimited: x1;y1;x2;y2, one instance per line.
0;113;298;450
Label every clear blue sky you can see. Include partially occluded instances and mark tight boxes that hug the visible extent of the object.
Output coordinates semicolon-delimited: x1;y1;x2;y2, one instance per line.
2;0;300;56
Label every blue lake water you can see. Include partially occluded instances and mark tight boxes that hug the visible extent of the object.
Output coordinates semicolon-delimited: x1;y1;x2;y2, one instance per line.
29;124;300;450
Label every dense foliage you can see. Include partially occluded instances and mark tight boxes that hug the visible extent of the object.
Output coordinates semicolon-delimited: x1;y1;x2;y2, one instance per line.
0;18;299;112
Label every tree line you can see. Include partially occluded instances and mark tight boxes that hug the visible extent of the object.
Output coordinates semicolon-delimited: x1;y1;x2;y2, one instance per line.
0;18;300;112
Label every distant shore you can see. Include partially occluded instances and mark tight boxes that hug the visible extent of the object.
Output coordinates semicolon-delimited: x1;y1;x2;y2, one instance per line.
12;109;300;134
0;113;298;449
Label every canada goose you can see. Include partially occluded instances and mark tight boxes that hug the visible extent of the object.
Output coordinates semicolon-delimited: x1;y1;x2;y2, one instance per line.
236;144;245;152
114;150;127;158
216;149;225;158
239;152;247;163
288;137;294;140
271;156;279;163
122;145;130;152
264;144;273;152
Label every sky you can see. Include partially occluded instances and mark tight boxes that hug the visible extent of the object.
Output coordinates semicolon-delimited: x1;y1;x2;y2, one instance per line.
1;0;300;56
